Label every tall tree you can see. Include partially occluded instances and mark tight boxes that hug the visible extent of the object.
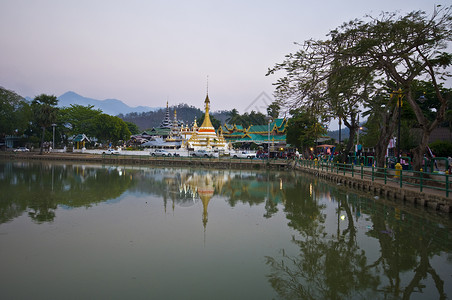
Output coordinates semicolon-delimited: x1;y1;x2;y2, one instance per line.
286;109;325;157
32;94;58;154
125;121;140;135
267;37;373;162
59;104;102;137
92;114;131;145
226;108;240;124
0;87;31;137
268;6;452;169
267;102;281;120
330;7;452;170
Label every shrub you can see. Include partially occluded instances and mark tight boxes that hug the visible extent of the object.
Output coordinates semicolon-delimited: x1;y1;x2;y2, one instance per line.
429;140;452;157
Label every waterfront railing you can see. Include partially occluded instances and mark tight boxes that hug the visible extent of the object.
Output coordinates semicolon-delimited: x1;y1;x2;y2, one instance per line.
298;158;451;198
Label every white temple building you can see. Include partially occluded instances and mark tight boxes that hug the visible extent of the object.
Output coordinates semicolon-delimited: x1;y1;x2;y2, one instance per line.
183;94;230;151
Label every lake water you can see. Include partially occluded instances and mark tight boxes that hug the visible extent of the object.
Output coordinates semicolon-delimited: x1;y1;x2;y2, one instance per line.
0;160;451;299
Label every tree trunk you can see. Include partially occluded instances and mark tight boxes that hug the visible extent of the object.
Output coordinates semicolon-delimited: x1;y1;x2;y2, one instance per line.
40;126;46;155
339;113;358;163
411;128;433;171
375;105;399;168
405;85;447;171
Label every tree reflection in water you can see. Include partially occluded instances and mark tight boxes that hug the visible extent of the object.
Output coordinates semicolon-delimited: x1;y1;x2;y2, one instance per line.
0;161;450;299
265;178;450;299
0;162;134;223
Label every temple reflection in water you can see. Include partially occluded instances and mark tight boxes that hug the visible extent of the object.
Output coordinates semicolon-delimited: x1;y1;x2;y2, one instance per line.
139;168;290;230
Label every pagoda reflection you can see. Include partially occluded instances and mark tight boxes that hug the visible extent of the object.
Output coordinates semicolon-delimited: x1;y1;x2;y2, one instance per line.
152;169;290;230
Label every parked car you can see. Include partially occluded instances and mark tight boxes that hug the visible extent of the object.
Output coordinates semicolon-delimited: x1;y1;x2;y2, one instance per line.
191;149;218;158
151;149;172;157
13;147;29;152
103;148;120;155
231;151;256;159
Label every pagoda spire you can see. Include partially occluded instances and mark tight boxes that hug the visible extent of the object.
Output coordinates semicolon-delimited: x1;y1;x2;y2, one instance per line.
200;94;214;129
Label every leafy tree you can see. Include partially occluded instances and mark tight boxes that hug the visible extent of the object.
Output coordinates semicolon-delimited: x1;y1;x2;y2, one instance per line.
330;7;452;170
268;7;452;169
267;102;281;119
0;87;31;137
286;109;326;157
226;108;240;124
125;121;140;135
31;94;59;154
429;140;452;157
247;110;267;126
92;114;131;145
224;110;268;128
59;104;102;137
267;34;373;163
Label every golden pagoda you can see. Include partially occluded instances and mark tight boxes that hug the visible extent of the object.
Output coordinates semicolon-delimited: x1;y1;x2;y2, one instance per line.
186;94;230;151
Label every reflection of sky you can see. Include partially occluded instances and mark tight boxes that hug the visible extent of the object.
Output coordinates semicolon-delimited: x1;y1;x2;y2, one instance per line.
2;162;452;298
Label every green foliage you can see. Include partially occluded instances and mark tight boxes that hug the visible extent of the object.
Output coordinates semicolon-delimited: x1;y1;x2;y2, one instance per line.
225;110;267;128
125;121;140;135
59;104;102;137
31;94;59;153
429;140;452;157
269;6;452;169
0;87;31;136
267;102;281;119
119;103;203;130
286;109;326;151
32;94;59;128
92;114;131;145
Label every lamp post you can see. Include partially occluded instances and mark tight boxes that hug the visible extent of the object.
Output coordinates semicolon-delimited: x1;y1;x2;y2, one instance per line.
391;89;403;163
356;126;363;157
357;126;362;146
266;117;272;159
52;123;56;151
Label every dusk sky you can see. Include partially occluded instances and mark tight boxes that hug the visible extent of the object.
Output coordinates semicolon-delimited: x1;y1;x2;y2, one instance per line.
1;0;449;121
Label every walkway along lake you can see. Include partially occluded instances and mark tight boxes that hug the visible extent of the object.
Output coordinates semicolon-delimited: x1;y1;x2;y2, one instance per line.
0;158;451;299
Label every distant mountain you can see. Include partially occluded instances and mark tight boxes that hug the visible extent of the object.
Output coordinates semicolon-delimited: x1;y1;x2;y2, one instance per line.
327;127;350;141
57;91;160;116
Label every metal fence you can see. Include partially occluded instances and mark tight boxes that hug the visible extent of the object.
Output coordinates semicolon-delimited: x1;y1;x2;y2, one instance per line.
298;159;451;198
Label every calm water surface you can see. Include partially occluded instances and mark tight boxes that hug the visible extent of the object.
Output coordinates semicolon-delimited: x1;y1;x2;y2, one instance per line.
0;161;451;299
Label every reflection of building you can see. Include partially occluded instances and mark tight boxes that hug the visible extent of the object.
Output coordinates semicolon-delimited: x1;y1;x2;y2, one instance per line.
122;168;290;232
183;172;221;229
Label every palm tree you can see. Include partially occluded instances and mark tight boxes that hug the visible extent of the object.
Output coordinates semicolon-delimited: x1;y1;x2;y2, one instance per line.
32;94;58;154
226;109;240;124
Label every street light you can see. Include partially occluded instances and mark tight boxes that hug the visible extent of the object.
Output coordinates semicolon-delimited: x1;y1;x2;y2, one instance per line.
266;116;272;159
52;123;56;151
357;126;363;146
390;89;403;163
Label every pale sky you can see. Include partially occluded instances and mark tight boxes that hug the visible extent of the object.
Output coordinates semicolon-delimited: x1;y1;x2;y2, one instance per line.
1;0;449;119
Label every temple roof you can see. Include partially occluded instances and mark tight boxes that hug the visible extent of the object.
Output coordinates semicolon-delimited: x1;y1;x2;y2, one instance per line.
73;134;90;142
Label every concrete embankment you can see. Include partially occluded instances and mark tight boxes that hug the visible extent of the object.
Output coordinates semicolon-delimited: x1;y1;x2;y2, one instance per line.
291;161;452;214
3;152;451;213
